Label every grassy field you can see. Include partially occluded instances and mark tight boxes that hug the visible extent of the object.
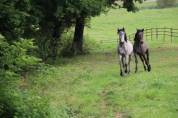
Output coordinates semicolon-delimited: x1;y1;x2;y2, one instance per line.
86;1;178;51
27;1;178;118
29;47;178;118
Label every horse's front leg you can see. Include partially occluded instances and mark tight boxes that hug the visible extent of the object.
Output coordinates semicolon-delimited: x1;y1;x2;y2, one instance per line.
146;49;151;72
139;55;147;71
134;53;138;73
125;55;129;74
119;55;124;76
128;54;132;74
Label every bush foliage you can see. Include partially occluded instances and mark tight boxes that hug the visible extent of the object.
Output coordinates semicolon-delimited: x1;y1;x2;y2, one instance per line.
0;35;50;117
0;74;50;118
0;35;40;74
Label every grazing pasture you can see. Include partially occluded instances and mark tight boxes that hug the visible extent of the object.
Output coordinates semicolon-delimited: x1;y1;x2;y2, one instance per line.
26;1;178;118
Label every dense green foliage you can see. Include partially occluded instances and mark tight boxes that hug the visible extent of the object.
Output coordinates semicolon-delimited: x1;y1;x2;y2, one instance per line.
0;0;143;60
0;34;49;117
0;36;40;73
0;70;50;118
0;0;37;40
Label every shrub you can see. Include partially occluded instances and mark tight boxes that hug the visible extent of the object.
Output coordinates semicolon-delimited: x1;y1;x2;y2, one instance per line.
0;35;41;74
60;32;95;57
0;35;50;118
0;70;50;118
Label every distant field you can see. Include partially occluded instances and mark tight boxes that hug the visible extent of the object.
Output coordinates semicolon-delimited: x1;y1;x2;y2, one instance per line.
86;2;178;51
27;2;178;118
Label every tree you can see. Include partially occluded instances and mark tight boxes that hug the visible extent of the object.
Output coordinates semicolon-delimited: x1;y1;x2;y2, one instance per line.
0;0;144;61
123;0;143;12
70;0;108;54
0;0;37;41
71;0;144;54
31;0;78;61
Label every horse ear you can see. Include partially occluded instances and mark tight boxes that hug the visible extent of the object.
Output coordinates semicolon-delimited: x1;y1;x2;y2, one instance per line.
134;32;138;41
142;29;144;32
117;28;120;33
125;33;127;42
123;27;125;31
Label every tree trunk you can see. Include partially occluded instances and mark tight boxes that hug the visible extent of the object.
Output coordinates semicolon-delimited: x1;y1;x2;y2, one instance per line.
50;24;62;61
72;17;85;55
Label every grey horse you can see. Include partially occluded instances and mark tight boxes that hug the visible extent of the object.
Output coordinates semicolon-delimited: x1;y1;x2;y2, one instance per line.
117;28;133;76
133;29;151;73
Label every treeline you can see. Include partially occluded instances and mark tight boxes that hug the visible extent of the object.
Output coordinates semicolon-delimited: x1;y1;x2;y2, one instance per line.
157;0;177;8
0;0;143;117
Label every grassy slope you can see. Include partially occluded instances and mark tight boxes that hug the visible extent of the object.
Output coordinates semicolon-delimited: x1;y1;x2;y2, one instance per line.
28;2;178;118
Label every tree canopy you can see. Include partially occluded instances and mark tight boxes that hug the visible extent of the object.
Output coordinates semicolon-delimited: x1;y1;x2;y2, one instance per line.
0;0;144;61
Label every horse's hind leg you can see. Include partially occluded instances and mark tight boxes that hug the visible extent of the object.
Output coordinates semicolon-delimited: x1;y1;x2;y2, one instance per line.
146;49;151;72
139;55;147;71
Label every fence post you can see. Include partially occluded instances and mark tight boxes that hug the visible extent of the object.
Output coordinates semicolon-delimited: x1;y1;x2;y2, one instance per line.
151;28;152;40
145;29;147;40
129;35;130;41
156;28;158;40
163;27;166;41
170;28;173;43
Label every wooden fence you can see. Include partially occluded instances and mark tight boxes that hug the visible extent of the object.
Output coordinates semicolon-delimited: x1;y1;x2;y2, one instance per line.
90;27;178;52
128;28;178;42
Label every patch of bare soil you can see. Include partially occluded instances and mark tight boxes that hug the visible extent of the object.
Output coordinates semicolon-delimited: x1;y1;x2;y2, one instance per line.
100;88;123;118
115;112;122;118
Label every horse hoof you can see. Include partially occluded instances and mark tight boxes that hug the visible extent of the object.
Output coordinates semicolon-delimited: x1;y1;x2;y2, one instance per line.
120;72;124;77
144;66;147;71
148;65;151;72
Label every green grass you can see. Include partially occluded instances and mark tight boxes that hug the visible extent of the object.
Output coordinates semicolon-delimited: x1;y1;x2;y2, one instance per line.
29;48;178;118
27;1;178;118
86;2;178;51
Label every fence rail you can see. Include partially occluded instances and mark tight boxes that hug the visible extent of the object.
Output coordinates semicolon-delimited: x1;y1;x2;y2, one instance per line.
128;27;178;42
90;27;178;52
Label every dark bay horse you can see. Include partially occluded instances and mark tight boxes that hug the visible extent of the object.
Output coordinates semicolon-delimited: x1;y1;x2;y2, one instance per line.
117;28;133;76
133;29;151;73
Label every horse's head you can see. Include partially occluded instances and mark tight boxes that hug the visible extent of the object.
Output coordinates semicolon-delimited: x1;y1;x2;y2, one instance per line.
117;27;127;44
134;29;144;43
